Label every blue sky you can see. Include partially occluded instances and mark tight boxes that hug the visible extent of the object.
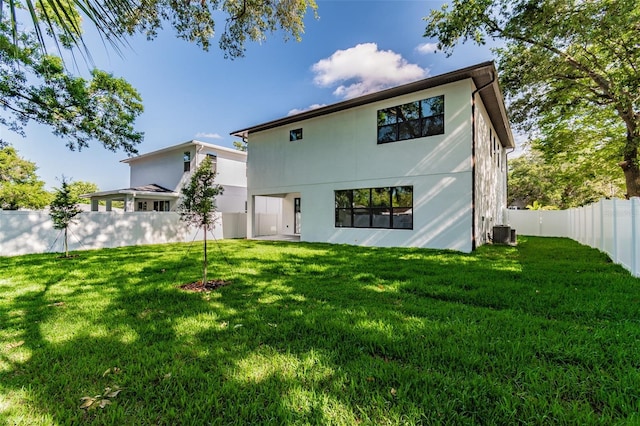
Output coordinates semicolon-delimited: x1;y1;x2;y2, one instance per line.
5;0;500;191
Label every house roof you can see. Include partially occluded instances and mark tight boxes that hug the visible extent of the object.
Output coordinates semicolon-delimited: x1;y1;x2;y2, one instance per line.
80;184;179;199
121;140;247;164
230;61;515;149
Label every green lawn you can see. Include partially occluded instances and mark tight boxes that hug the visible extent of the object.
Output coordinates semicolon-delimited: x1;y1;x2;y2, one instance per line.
1;236;639;425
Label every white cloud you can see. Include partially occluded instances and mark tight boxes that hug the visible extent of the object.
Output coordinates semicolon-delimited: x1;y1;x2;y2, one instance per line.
195;132;223;139
416;42;439;55
311;43;428;99
287;104;326;116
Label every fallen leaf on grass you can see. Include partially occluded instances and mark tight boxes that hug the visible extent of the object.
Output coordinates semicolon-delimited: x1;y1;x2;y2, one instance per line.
6;341;24;349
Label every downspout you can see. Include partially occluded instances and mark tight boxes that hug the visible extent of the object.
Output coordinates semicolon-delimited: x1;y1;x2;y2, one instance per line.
471;72;496;251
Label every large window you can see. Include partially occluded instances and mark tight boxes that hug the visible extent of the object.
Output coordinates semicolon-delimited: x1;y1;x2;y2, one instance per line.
377;95;444;144
335;186;413;229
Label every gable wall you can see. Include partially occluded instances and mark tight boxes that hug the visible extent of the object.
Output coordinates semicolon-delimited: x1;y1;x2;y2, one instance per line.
130;148;187;191
129;145;248;213
248;79;477;252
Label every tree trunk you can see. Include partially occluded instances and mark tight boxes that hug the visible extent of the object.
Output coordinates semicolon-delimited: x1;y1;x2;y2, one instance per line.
620;131;640;198
203;224;208;285
64;227;69;258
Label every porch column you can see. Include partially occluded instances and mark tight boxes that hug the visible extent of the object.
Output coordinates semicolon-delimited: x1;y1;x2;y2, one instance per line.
91;199;99;212
106;199;112;212
124;195;135;212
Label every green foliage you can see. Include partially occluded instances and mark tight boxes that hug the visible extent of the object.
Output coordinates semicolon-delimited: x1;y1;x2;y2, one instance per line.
178;155;224;284
67;180;98;204
0;146;51;209
178;156;223;229
0;238;639;424
49;176;83;257
0;26;145;154
233;140;247;152
3;0;317;59
424;0;640;197
509;147;626;210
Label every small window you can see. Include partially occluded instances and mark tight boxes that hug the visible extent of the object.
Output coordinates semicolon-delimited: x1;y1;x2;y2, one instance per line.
289;128;303;141
137;201;147;211
183;152;191;172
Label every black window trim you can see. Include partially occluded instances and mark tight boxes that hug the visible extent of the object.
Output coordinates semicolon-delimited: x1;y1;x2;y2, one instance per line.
335;186;413;230
377;95;444;144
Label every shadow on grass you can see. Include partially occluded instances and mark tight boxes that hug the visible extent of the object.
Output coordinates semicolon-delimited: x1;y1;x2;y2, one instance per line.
1;237;640;424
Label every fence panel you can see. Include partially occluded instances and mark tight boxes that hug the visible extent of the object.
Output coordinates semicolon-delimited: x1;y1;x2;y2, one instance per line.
507;198;639;278
0;211;247;257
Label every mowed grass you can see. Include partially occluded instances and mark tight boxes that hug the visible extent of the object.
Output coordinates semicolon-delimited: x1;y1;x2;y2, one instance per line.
1;236;639;425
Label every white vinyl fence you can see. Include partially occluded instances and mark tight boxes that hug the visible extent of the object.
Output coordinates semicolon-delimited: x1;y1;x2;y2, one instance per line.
0;211;247;257
506;197;640;278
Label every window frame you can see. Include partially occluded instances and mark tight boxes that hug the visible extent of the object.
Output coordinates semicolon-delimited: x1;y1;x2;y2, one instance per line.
334;186;413;230
289;128;303;142
377;95;444;144
183;151;191;172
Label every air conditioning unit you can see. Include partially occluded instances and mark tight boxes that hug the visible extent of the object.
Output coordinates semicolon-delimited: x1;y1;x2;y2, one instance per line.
492;225;511;244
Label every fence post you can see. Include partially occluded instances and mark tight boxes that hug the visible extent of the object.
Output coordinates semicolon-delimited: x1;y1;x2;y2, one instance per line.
612;198;618;264
599;199;605;251
632;197;639;277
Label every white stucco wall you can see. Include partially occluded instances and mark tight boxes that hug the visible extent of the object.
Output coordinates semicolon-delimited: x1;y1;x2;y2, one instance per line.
129;149;187;191
247;80;477;251
474;93;508;246
127;143;248;214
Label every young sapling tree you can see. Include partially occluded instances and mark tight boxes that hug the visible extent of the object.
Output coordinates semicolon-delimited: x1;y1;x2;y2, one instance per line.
49;176;83;257
178;156;224;285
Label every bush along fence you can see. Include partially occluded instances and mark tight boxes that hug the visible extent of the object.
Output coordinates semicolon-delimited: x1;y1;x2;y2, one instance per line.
507;197;640;278
0;211;247;257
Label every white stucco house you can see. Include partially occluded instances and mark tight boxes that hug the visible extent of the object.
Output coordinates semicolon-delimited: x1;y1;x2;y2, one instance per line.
232;61;515;252
84;141;248;213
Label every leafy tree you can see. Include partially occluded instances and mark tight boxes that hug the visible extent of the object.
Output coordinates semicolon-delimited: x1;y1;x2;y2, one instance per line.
1;22;144;154
509;143;625;210
509;105;626;209
233;140;247;152
67;181;99;204
50;176;83;257
0;146;51;209
178;156;224;285
424;0;640;198
4;0;318;59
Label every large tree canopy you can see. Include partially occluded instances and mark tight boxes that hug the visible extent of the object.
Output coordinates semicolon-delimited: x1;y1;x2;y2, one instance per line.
0;19;144;153
1;0;316;154
0;146;51;209
424;0;640;198
3;0;317;59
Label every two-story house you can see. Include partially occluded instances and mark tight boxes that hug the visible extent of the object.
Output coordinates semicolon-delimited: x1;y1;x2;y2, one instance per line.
84;141;248;213
231;61;515;252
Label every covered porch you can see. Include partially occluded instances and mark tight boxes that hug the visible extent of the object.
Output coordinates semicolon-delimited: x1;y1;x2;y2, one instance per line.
81;184;180;212
250;193;301;239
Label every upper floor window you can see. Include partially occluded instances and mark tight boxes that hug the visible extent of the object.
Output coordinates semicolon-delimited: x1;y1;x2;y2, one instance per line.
183;152;191;172
207;153;218;173
377;95;444;144
290;128;303;141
